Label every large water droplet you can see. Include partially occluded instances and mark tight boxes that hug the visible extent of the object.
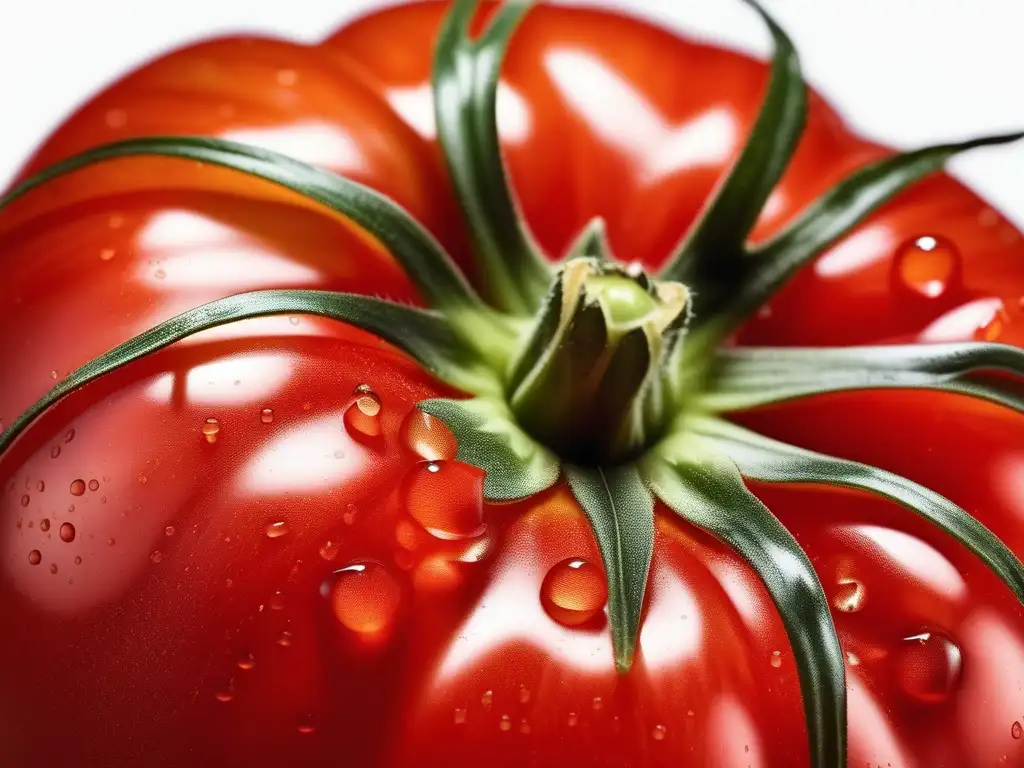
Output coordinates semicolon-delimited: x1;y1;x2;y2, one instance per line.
59;522;76;542
833;577;866;613
328;562;401;635
400;409;458;461
344;386;382;438
69;479;85;496
202;418;220;444
893;236;960;299
403;460;486;540
540;558;608;627
265;520;289;539
896;630;962;704
28;550;41;565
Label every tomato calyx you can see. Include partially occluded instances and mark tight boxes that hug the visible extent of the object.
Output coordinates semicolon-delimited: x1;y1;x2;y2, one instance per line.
3;1;1024;766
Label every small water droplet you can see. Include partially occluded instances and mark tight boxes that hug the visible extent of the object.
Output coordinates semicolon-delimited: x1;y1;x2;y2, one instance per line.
567;712;578;727
237;652;255;670
49;563;58;575
270;591;286;610
36;480;44;492
344;387;382;438
20;494;29;507
74;556;82;565
59;522;76;542
519;718;531;735
319;540;340;561
277;630;294;647
266;521;289;539
519;685;531;704
260;408;274;424
541;558;608;627
64;429;75;443
138;474;148;485
202;418;220;444
499;715;512;732
99;248;116;262
150;550;163;564
403;460;486;540
343;504;357;525
1013;721;1022;740
105;109;127;128
296;714;316;735
327;562;401;634
50;370;58;380
976;306;1010;342
165;526;175;537
896;630;962;704
50;445;60;459
481;690;493;708
453;708;467;725
40;518;50;532
215;683;235;703
69;479;85;496
652;724;667;741
591;697;603;711
399;409;458;461
87;479;99;492
833;577;866;613
770;651;783;668
154;268;166;280
28;550;41;565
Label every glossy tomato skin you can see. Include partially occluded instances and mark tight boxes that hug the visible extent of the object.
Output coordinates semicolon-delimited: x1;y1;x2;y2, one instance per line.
2;2;1023;767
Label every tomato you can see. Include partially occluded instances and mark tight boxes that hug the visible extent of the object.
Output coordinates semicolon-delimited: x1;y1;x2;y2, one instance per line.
1;2;1023;767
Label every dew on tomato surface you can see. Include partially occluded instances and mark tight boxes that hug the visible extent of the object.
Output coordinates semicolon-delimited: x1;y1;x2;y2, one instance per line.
592;697;603;711
99;248;116;261
343;504;357;525
976;305;1010;342
499;714;512;732
481;689;493;708
770;650;783;668
265;520;289;539
39;519;50;532
214;683;235;703
20;494;29;507
106;537;115;546
519;685;531;704
319;540;340;561
269;591;286;610
519;718;531;735
277;630;294;647
567;712;579;727
845;650;861;667
540;558;608;627
201;418;220;444
892;235;960;300
453;708;467;725
87;479;99;492
165;526;175;537
403;460;486;540
327;562;401;635
1013;722;1024;740
896;630;962;704
399;409;458;461
49;445;60;459
652;724;667;741
36;480;44;492
260;408;274;424
69;479;85;496
833;577;865;613
48;563;58;575
237;652;255;670
59;522;75;542
344;386;383;438
64;429;75;443
27;550;41;566
74;556;82;565
296;714;316;735
150;550;163;564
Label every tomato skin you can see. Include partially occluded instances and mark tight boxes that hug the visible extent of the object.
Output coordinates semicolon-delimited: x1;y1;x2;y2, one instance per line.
2;2;1024;767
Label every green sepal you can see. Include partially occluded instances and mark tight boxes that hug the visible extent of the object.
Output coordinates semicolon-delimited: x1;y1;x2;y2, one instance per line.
703;342;1024;414
564;465;654;673
562;217;613;263
0;290;501;455
692;131;1024;342
433;0;552;315
417;397;559;501
641;438;845;768
661;0;805;297
0;136;485;318
695;417;1024;602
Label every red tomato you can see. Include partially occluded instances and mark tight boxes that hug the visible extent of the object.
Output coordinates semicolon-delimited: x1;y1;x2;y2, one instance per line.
1;2;1022;767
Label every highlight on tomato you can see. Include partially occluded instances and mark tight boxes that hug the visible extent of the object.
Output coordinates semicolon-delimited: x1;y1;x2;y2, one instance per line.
1;1;1023;766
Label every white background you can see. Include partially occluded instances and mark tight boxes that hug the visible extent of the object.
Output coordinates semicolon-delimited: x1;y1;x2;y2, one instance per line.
1;0;1022;225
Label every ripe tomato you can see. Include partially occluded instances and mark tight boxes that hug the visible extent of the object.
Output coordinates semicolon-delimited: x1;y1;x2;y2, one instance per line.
1;2;1023;767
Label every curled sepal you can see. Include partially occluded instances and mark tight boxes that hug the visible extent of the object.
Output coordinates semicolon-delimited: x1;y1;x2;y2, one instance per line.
564;466;654;673
695;131;1024;339
0;290;501;456
661;0;806;296
703;342;1024;414
0;136;484;316
417;397;559;501
695;417;1024;602
433;0;552;315
641;438;845;768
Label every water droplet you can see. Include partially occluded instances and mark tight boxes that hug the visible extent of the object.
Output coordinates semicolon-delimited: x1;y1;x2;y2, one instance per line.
343;504;357;525
138;474;148;485
36;481;45;492
328;562;401;634
567;712;578;727
453;708;467;725
277;630;294;647
237;652;255;670
165;526;175;537
99;248;116;262
276;69;298;87
28;550;41;565
270;591;286;610
202;418;220;444
70;479;85;496
403;460;486;540
154;268;166;280
74;556;82;565
344;387;382;438
519;718;531;734
541;558;608;627
652;724;667;741
896;630;963;704
265;520;289;539
150;550;163;564
260;408;274;424
50;370;58;380
319;540;340;561
50;445;60;459
39;518;50;532
107;538;116;547
770;650;783;668
296;714;316;734
519;685;531;704
481;690;493;708
845;651;861;667
87;479;99;492
976;305;1010;342
400;409;458;461
59;522;76;542
893;236;960;299
49;563;58;575
64;429;75;443
1013;721;1022;740
20;494;29;507
833;577;865;613
215;683;235;703
499;715;512;732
